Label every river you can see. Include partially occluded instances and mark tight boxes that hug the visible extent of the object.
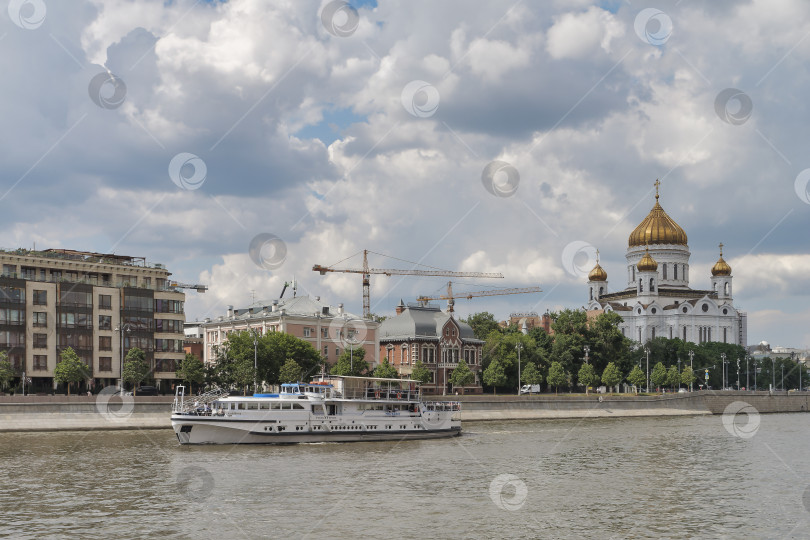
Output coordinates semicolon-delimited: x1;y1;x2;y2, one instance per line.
1;413;809;539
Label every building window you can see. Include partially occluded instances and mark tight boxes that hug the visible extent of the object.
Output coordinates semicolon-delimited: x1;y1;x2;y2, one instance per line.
32;312;47;327
33;290;47;305
33;333;47;348
662;263;667;280
702;304;709;313
323;346;328;357
674;265;678;280
99;357;112;372
303;327;311;338
33;355;48;370
99;336;112;351
336;347;340;356
98;315;112;330
21;267;35;280
321;328;328;338
683;327;687;340
99;294;112;310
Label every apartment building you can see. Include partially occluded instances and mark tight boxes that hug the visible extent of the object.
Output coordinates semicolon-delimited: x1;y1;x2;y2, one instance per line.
0;248;186;393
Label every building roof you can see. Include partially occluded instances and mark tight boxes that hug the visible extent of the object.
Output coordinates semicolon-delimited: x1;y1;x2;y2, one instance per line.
628;187;688;247
378;303;480;342
204;295;365;323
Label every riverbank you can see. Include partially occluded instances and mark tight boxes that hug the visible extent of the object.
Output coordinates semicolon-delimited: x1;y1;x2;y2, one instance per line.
0;391;807;432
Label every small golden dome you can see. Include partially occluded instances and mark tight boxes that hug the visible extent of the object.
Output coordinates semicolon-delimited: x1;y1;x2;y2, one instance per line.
628;181;688;247
711;243;732;276
637;248;658;272
589;263;607;281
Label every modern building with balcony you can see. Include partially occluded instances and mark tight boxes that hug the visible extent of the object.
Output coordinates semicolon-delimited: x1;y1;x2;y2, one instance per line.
0;248;186;393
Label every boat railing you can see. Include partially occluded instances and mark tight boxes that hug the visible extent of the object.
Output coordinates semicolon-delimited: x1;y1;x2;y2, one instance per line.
172;385;229;414
338;387;421;401
421;401;461;412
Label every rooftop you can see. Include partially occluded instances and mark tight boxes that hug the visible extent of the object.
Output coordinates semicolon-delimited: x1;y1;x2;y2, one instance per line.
0;247;166;270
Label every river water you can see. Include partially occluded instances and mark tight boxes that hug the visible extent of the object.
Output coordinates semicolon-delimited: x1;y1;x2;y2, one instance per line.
2;414;809;539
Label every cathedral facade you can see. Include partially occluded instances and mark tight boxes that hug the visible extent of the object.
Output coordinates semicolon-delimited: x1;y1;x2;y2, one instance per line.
586;183;747;346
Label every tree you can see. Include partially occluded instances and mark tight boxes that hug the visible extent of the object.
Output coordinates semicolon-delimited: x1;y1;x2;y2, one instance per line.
547;361;567;395
176;353;205;393
373;358;399;379
681;365;696;390
278;358;302;384
601;362;622;391
628;365;646;394
483;357;507;394
0;351;14;392
449;359;474;394
463;312;502;340
410;359;432;384
122;347;150;395
666;365;681;391
54;347;90;396
521;362;543;386
332;346;368;376
577;363;598;394
650;362;667;391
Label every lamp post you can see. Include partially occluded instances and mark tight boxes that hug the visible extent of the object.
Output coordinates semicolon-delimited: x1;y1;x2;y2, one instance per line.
781;364;785;391
115;323;131;392
677;356;681;391
754;358;758;391
746;354;749;391
771;357;776;392
516;342;523;395
645;347;650;393
346;334;359;375
251;328;258;393
688;350;694;392
736;358;740;390
720;353;726;391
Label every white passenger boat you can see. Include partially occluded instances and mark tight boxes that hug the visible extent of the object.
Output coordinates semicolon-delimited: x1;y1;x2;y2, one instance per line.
170;376;461;444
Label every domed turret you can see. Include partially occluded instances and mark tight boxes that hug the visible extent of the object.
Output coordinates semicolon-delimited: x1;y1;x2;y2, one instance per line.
628;180;688;247
588;250;607;281
637;248;658;272
711;243;732;276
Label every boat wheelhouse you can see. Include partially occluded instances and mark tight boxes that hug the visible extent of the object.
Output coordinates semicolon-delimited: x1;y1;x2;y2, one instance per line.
171;376;461;444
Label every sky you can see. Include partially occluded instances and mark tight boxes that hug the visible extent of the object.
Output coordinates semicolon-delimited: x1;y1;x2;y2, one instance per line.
1;0;809;348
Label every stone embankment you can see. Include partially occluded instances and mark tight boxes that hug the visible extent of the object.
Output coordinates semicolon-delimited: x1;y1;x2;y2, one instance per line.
0;391;807;432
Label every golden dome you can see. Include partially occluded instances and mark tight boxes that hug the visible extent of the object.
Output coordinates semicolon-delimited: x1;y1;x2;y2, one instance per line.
711;243;732;276
637;248;658;272
588;249;607;281
588;263;607;281
628;181;688;247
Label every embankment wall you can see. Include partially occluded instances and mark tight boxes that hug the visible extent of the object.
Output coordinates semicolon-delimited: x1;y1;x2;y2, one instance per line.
0;391;807;432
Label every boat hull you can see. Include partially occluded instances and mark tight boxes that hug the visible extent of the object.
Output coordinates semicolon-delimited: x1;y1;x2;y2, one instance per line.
171;416;461;444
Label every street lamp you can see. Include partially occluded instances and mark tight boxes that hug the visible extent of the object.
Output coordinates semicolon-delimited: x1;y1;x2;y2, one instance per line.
688;350;694;392
250;328;258;393
736;358;740;391
746;354;749;391
346;334;359;374
645;347;650;393
115;323;132;392
677;356;681;391
720;353;727;391
781;363;785;391
771;357;776;392
516;342;524;395
754;357;758;391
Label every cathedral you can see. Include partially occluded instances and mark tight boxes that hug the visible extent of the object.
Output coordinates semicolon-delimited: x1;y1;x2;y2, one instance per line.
585;181;747;346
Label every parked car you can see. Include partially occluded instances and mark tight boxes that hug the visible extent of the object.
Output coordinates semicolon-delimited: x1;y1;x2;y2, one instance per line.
134;386;159;396
520;384;541;394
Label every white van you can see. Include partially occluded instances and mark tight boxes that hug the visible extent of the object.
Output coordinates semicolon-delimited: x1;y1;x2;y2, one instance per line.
520;384;541;394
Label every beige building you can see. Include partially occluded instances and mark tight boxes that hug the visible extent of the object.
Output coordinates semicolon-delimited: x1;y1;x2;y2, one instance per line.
198;296;379;368
0;248;186;393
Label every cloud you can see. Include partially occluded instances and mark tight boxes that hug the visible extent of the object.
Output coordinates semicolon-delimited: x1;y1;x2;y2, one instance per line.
546;7;624;60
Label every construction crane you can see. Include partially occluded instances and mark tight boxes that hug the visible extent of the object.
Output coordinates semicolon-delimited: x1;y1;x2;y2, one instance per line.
417;281;542;314
168;281;208;293
313;250;503;319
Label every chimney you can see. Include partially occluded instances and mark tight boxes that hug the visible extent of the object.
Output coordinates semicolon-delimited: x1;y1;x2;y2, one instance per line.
337;303;344;315
271;300;278;312
396;298;406;315
227;305;234;318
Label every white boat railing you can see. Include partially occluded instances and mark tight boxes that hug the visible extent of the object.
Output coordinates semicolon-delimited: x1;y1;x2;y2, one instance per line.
173;385;229;414
421;401;461;412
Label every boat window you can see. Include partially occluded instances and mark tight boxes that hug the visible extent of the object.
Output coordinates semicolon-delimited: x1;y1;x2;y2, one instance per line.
270;403;281;410
293;403;305;410
248;402;258;410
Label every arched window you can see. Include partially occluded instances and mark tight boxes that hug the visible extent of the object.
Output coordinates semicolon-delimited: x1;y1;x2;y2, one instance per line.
652;327;656;338
632;266;635;281
713;282;717;292
662;263;667;279
724;282;729;295
649;278;655;292
590;288;593;301
599;286;604;295
639;278;643;292
674;264;678;280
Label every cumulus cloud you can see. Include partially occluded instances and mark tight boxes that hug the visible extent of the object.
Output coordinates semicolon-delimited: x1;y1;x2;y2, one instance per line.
0;0;808;347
